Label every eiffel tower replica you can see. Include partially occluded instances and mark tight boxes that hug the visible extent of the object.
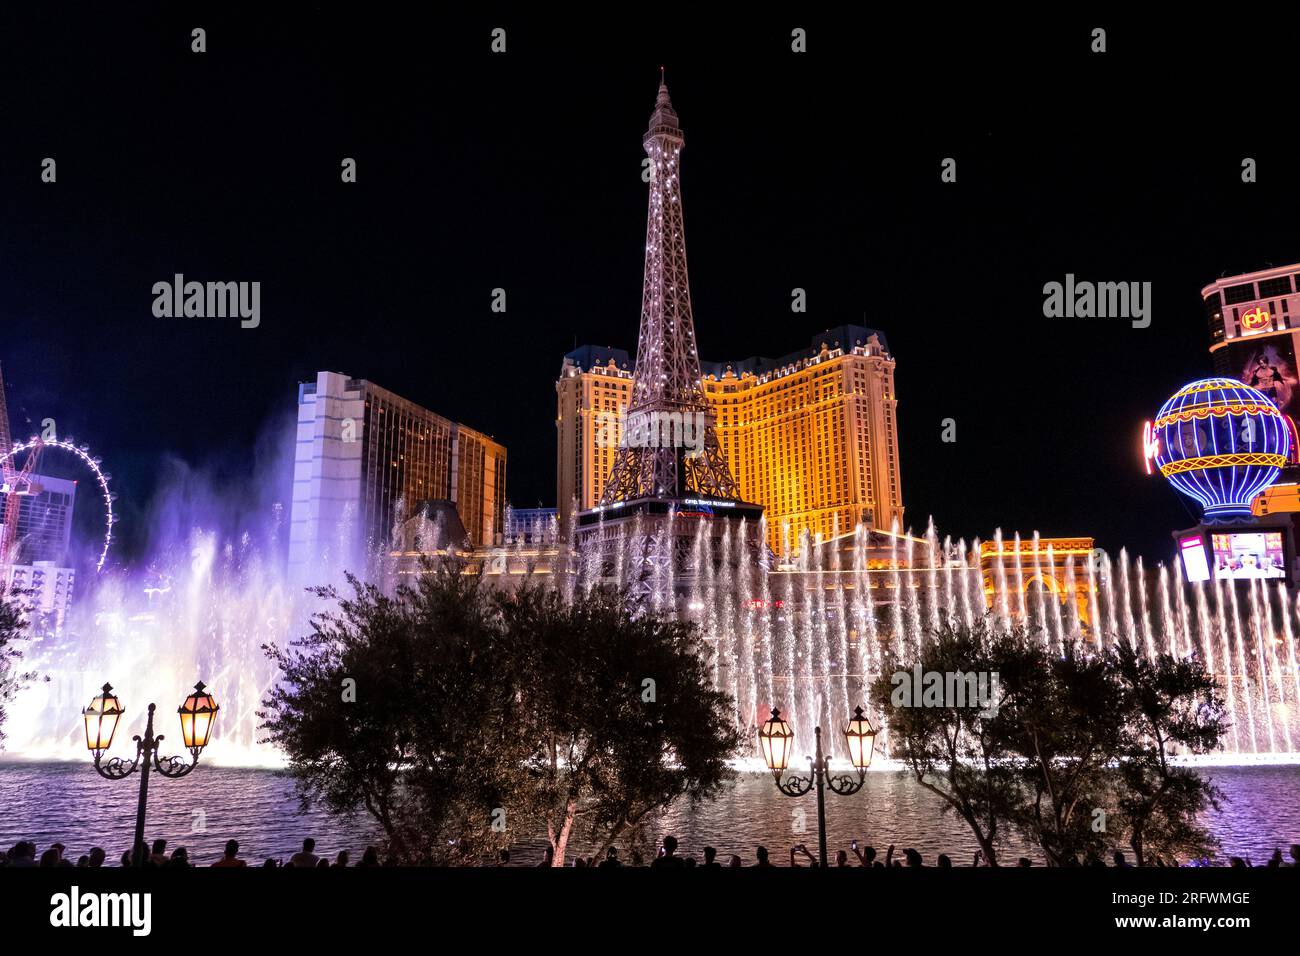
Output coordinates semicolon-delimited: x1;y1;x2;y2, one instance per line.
575;75;764;605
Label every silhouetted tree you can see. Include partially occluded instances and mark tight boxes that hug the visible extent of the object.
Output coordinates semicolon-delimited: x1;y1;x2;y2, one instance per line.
0;593;35;748
260;563;539;864
1002;640;1126;866
1112;643;1226;866
871;621;1032;866
876;621;1228;867
261;567;742;865
503;585;743;865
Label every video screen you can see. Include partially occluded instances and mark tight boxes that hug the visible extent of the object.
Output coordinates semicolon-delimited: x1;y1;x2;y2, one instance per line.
1179;535;1211;583
1211;532;1287;579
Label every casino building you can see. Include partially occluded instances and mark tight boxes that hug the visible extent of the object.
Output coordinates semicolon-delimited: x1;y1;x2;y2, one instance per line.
555;325;904;554
1170;264;1300;585
1205;263;1300;418
289;371;507;580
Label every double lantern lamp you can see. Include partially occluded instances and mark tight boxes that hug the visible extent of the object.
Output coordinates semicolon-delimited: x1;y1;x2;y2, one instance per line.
757;705;877;867
81;681;219;866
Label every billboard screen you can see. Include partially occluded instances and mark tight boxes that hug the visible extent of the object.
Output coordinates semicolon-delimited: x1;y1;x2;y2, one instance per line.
1179;535;1211;583
1234;336;1299;418
1211;531;1287;580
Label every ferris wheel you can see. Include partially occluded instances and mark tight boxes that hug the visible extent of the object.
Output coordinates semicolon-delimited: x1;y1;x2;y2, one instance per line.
0;436;116;573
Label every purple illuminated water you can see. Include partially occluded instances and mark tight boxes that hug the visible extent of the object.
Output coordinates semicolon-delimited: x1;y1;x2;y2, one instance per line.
1;762;1296;866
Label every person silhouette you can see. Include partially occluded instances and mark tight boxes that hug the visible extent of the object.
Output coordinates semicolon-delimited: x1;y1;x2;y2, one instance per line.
651;835;685;868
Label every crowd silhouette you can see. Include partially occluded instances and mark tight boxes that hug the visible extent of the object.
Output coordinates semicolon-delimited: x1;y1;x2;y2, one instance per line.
1;837;382;868
6;833;1299;868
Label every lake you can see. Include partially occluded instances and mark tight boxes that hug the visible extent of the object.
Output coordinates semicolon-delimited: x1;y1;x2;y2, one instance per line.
2;760;1297;866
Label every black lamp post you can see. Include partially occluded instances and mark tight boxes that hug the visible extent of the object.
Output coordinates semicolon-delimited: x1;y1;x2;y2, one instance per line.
757;705;877;867
82;681;219;867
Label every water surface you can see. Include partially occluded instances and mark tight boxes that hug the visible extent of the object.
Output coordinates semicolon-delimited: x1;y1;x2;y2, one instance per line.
2;761;1296;866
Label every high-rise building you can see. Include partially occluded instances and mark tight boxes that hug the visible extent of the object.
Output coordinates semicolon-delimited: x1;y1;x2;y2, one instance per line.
1205;263;1300;427
555;346;632;532
557;325;903;552
0;364;79;625
9;475;77;565
289;371;506;578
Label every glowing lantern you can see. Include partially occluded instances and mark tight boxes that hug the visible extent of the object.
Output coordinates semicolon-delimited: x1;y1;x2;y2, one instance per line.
178;682;219;751
843;706;877;770
82;683;124;753
758;708;796;772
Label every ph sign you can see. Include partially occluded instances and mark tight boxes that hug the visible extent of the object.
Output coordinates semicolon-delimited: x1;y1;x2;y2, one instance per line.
1241;306;1271;333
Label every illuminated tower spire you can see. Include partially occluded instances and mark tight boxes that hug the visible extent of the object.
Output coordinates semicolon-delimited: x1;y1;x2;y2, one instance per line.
600;76;742;504
0;361;10;457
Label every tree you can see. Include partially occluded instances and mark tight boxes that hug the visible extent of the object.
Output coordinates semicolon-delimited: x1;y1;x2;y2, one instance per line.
262;567;742;866
874;621;1230;867
260;563;537;864
1002;641;1127;866
870;621;1032;866
502;585;743;865
0;593;36;748
1111;644;1227;866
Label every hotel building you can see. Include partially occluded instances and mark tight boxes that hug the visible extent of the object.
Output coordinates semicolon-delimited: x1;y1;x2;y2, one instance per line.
0;474;79;630
1205;263;1300;426
8;474;77;565
289;371;506;578
556;325;903;552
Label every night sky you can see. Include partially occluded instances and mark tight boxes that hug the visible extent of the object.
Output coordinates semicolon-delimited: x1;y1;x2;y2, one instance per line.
1;8;1296;564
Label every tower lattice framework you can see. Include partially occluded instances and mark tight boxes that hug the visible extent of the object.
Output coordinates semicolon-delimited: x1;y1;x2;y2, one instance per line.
599;78;742;505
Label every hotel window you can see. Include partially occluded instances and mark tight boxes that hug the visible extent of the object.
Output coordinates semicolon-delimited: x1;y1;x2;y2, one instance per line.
1259;276;1292;298
1223;283;1257;306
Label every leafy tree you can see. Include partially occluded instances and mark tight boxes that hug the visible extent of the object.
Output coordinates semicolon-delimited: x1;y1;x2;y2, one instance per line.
870;621;1032;866
503;585;744;865
875;621;1229;867
1111;643;1226;866
262;567;742;866
260;563;537;864
0;593;36;748
1001;641;1128;866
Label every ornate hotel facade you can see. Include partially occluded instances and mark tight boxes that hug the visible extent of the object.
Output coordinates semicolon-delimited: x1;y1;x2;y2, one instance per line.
556;324;903;554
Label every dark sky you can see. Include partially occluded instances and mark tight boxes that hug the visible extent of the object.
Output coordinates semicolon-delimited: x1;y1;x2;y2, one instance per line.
1;8;1297;563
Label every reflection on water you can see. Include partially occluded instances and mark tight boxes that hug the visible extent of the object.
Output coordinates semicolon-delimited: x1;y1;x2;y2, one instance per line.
1;762;1297;866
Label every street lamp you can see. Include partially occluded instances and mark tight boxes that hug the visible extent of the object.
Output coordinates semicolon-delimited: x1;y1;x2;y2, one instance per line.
758;705;876;867
82;681;219;867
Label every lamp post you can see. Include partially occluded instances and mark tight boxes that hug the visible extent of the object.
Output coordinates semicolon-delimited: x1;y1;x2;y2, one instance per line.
758;705;876;867
82;681;219;867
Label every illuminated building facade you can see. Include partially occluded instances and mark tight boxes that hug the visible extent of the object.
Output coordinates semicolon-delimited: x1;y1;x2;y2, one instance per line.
1205;263;1300;427
556;326;903;552
555;345;632;536
289;371;506;578
1;476;79;630
4;561;75;630
8;474;77;565
978;536;1097;631
1193;265;1300;583
505;506;559;546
